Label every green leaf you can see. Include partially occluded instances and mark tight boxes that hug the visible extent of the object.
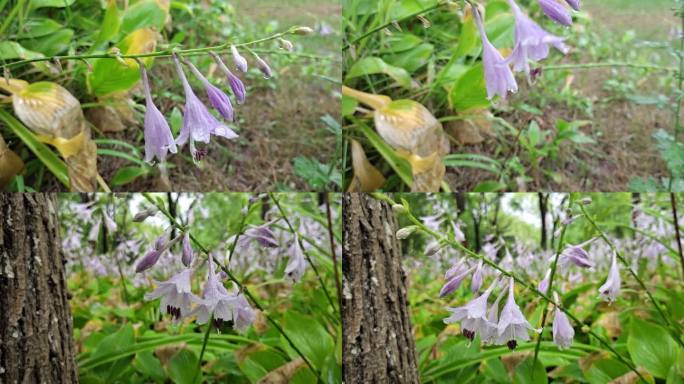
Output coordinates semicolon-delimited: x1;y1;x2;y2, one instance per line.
0;41;44;60
93;1;122;49
21;28;73;56
17;18;63;38
168;349;201;384
133;351;165;383
473;180;507;192
383;43;434;73
111;166;149;186
341;95;358;116
0;109;69;188
90;324;135;381
627;318;680;378
449;64;490;112
654;129;684;180
282;311;334;370
346;57;414;89
514;358;548;384
30;0;76;9
120;0;166;36
293;156;341;190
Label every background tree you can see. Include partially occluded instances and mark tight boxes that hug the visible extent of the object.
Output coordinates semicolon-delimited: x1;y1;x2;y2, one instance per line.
342;193;419;383
0;194;78;383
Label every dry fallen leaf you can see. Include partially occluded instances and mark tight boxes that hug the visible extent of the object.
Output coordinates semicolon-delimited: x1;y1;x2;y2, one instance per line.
348;139;385;192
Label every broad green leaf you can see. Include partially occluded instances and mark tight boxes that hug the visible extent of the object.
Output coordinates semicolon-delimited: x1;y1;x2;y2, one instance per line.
93;0;122;49
627;318;680;378
0;41;43;60
133;351;165;383
346;57;413;89
449;63;490;112
282;311;334;369
30;0;76;9
111;166;148;186
514;358;548;384
341;95;358;116
454;8;478;58
653;129;684;180
90;324;135;381
168;349;201;384
17;18;63;38
120;0;167;36
21;28;73;56
378;33;423;54
383;43;434;73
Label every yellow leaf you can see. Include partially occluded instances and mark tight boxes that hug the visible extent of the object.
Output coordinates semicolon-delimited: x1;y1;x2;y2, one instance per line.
120;28;158;67
0;135;24;188
0;77;29;95
347;139;385;192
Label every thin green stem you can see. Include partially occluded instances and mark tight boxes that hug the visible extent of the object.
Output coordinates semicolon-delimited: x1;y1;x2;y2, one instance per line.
268;193;337;312
193;316;213;384
324;193;343;314
371;193;647;384
541;62;677;72
141;193;322;381
0;27;304;71
579;205;684;346
671;193;684;280
532;205;570;375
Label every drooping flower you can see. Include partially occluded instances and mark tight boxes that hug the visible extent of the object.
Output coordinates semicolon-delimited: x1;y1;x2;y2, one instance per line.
396;226;418;239
183;58;235;122
103;212;117;233
506;0;568;74
444;278;498;342
285;233;307;282
538;268;551;294
425;241;442;257
565;0;580;11
559;245;593;269
472;5;518;100
440;264;475;297
144;268;194;321
598;253;620;303
552;293;574;349
135;249;163;273
182;232;194;267
231;45;248;72
471;260;484;292
497;277;537;349
139;63;177;163
239;224;279;249
210;52;246;104
538;0;573;26
133;207;157;222
254;54;273;79
172;54;238;161
232;287;256;332
445;258;468;280
481;288;507;345
452;221;466;242
191;258;236;328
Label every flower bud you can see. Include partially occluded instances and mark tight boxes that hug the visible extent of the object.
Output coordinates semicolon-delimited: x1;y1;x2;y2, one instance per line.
278;38;294;51
292;26;314;35
579;197;592;205
425;241;442;257
135;249;162;273
182;232;194;267
133;207;157;222
395;226;417;239
392;204;407;214
254;54;273;79
231;45;248;72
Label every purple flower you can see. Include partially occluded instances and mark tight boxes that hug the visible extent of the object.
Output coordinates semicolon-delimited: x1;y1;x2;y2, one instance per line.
285;233;307;282
133;207;157;222
472;5;518;100
481;288;507;345
211;52;246;104
144;268;194;321
232;287;256;332
496;277;537;349
239;224;278;249
135;249;163;273
231;45;248;73
565;0;580;11
139;63;177;163
440;264;475;297
172;54;238;161
538;268;551;294
254;54;273;79
507;0;568;73
552;295;574;349
471;260;484;292
598;253;620;303
182;232;194;267
559;245;593;269
191;258;236;328
154;233;167;250
445;258;468;280
183;58;234;122
444;278;498;342
538;0;573;26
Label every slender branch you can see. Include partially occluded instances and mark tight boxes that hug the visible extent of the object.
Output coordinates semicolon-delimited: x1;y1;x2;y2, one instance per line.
670;193;684;280
193;316;213;384
0;27;304;71
579;205;684;345
541;62;677;73
324;193;342;313
268;193;336;312
141;193;322;381
371;193;647;384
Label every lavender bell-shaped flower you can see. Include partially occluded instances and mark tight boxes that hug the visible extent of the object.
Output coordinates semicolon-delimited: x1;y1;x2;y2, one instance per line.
481;288;507;345
472;5;518;100
285;233;307;282
598;253;621;303
139;63;177;163
183;58;235;122
135;249;163;273
443;278;498;342
254;54;273;79
538;0;573;26
191;258;236;328
231;45;248;73
496;277;538;349
144;268;194;321
559;245;593;269
239;224;279;249
172;54;238;161
440;263;475;297
471;260;484;292
210;52;246;104
506;0;568;74
565;0;580;11
232;287;256;332
538;268;551;294
182;232;194;267
552;293;574;349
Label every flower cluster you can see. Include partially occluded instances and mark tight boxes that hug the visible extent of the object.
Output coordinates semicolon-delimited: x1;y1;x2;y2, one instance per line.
139;46;272;163
470;0;580;100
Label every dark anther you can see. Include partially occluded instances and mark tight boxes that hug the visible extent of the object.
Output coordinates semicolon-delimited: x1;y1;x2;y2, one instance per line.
507;340;517;350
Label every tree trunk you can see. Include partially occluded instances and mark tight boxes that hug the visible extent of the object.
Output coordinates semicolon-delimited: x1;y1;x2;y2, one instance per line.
342;193;420;383
0;194;78;384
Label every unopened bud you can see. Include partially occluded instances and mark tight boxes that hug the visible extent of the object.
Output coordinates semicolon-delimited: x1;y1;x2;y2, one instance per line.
133;207;157;222
292;26;314;35
425;241;442;257
392;204;407;214
396;226;418;239
278;38;294;51
579;197;592;205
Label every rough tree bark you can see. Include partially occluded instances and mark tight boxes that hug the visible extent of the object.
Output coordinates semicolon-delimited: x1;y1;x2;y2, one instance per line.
0;194;78;383
342;193;420;383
